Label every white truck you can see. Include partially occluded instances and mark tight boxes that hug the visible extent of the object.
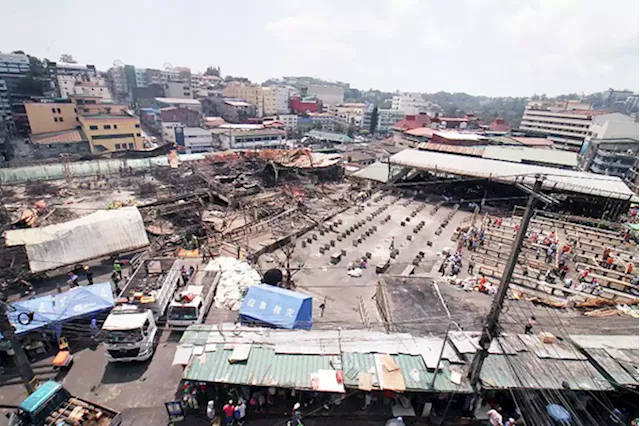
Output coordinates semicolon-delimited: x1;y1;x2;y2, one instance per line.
102;259;183;362
167;269;220;327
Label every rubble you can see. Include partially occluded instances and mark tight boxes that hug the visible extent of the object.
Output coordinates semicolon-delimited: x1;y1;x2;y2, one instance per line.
205;256;261;310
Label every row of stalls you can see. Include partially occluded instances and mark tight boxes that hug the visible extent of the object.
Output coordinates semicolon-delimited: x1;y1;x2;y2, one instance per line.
172;325;639;424
1;283;115;360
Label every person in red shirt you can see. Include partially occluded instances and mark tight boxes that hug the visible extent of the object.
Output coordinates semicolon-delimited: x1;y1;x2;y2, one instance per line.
606;256;614;269
579;267;590;282
223;400;235;424
626;262;634;274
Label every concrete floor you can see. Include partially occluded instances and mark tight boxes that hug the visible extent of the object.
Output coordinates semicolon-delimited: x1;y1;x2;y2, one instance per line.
260;192;472;332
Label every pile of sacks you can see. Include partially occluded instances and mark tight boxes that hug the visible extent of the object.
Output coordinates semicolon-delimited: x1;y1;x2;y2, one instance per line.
206;257;261;310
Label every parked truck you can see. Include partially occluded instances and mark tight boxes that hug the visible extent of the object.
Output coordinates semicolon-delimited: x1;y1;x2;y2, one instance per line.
101;258;183;362
6;381;121;426
167;269;220;327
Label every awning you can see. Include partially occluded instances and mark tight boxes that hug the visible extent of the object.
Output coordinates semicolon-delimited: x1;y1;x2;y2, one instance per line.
6;283;114;336
239;285;312;329
626;223;639;232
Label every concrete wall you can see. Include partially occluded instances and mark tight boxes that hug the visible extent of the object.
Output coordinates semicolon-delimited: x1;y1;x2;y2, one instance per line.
25;102;78;134
79;115;143;152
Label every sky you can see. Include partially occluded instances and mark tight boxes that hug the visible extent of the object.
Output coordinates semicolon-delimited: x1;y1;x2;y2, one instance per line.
1;0;638;97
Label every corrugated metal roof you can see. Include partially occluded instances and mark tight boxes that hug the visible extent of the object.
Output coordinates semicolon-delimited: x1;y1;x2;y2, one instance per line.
583;348;638;386
4;207;149;273
417;143;485;157
568;335;639;350
183;344;341;390
350;161;404;183
480;352;613;391
568;335;639;387
389;149;634;200
341;352;472;393
483;146;578;168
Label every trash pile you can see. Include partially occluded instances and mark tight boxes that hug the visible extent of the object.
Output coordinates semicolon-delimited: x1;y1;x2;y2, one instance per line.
439;275;497;295
206;257;261;310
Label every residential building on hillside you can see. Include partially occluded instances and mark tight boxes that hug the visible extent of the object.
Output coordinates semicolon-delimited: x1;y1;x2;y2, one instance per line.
190;73;203;88
161;68;180;83
305;84;344;105
624;95;639;114
164;81;193;99
135;68;147;87
159;106;202;127
587;112;639;141
290;95;322;114
107;66;128;102
154;97;202;112
58;75;110;100
146;68;163;86
47;62;97;97
308;112;336;131
219;128;286;150
391;92;435;115
214;99;256;122
582;138;639;178
328;103;366;127
624;158;639;194
79;114;143;152
223;82;261;107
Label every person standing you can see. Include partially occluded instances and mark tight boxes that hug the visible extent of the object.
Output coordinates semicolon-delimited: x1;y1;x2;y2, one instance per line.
319;298;326;318
222;400;235;425
67;272;79;288
291;402;302;426
113;261;123;280
111;271;121;295
235;399;246;425
85;266;94;285
524;316;536;334
90;318;99;339
467;259;475;275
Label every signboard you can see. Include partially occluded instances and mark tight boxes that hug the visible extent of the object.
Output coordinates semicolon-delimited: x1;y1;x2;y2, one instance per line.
165;401;185;423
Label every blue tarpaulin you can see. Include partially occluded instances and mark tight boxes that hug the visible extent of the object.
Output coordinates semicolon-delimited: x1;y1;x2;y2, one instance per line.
6;283;115;336
239;285;312;329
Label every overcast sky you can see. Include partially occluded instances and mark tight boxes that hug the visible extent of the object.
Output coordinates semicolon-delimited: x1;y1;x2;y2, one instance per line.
1;0;638;96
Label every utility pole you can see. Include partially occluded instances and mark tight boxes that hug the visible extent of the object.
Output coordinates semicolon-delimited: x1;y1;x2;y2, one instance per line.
468;176;544;387
0;301;37;394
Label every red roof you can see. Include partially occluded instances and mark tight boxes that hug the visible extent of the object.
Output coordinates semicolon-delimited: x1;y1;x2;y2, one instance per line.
392;114;431;131
404;127;437;138
511;137;553;147
489;118;511;132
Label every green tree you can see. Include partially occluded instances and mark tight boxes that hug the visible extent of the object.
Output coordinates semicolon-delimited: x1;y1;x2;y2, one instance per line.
369;106;379;134
205;66;220;77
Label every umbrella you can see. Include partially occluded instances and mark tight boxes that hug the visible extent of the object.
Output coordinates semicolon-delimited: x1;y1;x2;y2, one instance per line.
546;404;571;423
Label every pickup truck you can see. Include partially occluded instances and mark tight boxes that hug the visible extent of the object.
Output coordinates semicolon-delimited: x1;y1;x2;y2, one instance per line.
167;270;220;327
6;381;121;426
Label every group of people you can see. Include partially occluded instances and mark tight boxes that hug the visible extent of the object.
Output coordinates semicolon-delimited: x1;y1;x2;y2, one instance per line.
62;265;94;293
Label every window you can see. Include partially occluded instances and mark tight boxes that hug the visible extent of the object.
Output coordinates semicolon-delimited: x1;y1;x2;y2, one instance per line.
74;108;77;113
106;108;111;114
51;107;56;113
57;108;61;113
128;143;134;149
103;124;111;130
115;144;121;150
76;117;79;121
89;125;98;130
135;124;140;128
83;108;89;113
53;117;58;122
59;117;64;122
136;133;141;137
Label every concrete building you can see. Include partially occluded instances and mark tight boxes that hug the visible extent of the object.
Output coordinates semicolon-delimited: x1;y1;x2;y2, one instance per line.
173;126;216;153
290;95;322;114
275;86;298;113
362;105;405;133
587;112;639;141
278;114;298;133
145;68;163;86
624;158;639;194
582;138;639;178
261;87;278;117
161;68;180;83
223;83;261;107
159;106;201;127
79;114;143;152
328;103;366;127
107;66;128;101
219;128;286;150
305;84;344;105
519;101;627;151
58;75;110;100
134;68;147;88
0;53;30;123
29;129;91;159
391;92;434;115
164;81;193;99
154;97;202;112
47;62;98;98
307;112;336;131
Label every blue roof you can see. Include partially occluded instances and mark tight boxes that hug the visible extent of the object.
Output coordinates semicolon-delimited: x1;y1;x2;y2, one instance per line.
6;283;114;337
239;285;312;330
20;381;62;413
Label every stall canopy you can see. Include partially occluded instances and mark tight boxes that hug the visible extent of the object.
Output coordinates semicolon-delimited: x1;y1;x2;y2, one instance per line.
239;285;312;329
6;283;115;336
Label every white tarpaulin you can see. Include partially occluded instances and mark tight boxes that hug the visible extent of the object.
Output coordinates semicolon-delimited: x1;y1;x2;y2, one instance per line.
4;207;149;273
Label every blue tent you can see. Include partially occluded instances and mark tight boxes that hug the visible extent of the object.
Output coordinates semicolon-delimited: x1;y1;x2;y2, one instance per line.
239;285;312;329
6;282;115;337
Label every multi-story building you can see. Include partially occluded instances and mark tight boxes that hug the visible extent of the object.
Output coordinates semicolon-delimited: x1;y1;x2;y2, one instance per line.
305;84;344;105
328;103;366;127
146;68;163;86
219;128;286;150
135;68;147;88
391;92;434;115
582;138;639;178
307;112;336;131
624;95;639;114
222;82;262;113
275;86;298;113
278;114;298;133
362;105;405;133
624;158;639;194
47;62;98;98
79;114;143;152
164;81;193;99
173;126;216;153
107;66;128;102
159;106;202;127
24;95;141;153
0;52;31;125
261;87;278;117
190;73;203;88
58;75;111;101
290;95;322;114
